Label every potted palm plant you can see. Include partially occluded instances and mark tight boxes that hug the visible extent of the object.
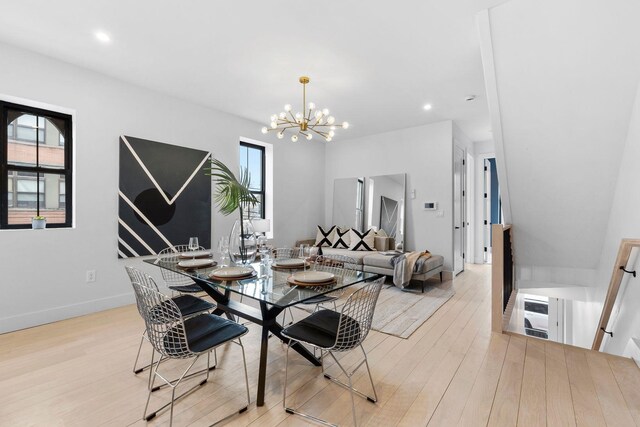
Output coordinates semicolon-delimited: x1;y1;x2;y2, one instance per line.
206;158;258;265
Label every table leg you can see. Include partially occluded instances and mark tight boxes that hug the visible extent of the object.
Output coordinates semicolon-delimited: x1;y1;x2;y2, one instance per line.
256;320;271;406
193;278;235;320
255;303;322;407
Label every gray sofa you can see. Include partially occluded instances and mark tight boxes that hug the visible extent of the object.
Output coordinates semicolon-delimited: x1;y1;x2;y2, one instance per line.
294;237;444;292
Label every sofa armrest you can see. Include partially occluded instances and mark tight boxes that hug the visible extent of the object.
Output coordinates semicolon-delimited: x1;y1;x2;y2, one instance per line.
295;238;316;248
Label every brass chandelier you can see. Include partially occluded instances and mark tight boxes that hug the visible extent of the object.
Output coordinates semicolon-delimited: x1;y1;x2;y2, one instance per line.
261;76;349;142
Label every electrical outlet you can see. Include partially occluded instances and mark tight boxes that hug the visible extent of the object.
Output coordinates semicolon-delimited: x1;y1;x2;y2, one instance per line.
86;270;96;283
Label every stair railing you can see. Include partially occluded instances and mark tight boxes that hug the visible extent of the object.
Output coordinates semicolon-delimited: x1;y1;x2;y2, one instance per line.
491;224;516;333
592;238;640;351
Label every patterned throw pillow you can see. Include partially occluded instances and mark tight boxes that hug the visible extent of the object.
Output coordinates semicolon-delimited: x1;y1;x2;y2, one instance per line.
315;225;336;247
332;228;351;249
348;228;376;251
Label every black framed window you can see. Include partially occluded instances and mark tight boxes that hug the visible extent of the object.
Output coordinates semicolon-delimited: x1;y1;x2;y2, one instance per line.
1;101;73;229
239;141;265;219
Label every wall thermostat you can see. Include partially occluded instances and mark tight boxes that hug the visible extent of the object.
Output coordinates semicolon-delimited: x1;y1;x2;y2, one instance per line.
424;202;438;210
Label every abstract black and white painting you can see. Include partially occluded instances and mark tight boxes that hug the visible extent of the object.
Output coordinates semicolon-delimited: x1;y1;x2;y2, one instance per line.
118;135;211;258
380;196;398;238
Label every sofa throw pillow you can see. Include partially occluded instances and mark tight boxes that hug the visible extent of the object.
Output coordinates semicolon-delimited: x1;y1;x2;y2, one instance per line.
315;225;336;247
349;228;376;251
332;227;351;249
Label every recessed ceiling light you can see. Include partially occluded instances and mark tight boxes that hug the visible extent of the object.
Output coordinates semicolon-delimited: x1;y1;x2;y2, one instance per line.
423;104;432;111
465;95;476;102
95;31;111;43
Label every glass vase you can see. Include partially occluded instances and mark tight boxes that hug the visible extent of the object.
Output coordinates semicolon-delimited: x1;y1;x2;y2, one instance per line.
229;219;257;265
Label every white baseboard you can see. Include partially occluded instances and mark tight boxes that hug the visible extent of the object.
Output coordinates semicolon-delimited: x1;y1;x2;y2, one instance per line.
0;292;135;334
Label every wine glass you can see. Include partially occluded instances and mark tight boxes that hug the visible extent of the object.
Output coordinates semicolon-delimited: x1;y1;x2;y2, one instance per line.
188;237;199;259
217;236;230;266
298;244;307;259
257;235;269;259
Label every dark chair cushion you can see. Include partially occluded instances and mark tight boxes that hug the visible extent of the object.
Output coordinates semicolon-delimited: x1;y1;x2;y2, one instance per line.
172;295;215;317
282;309;360;349
168;283;203;293
164;314;248;355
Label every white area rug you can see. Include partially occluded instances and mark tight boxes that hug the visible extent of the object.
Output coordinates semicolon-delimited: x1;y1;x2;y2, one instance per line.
314;280;455;339
371;282;455;339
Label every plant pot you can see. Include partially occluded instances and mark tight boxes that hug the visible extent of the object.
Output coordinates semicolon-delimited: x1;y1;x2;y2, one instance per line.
32;219;46;229
229;219;257;265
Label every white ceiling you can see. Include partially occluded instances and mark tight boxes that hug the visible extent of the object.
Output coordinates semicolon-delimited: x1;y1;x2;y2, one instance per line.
0;0;505;141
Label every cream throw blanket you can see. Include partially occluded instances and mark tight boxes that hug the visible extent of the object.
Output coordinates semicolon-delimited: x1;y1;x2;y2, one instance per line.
392;251;432;289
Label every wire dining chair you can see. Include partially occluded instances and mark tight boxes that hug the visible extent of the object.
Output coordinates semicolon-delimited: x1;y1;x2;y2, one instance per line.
281;276;385;427
125;266;215;382
133;281;250;426
273;247;296;260
306;254;359;311
157;245;208;294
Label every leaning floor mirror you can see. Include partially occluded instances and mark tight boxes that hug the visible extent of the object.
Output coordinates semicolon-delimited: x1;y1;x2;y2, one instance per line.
332;177;365;231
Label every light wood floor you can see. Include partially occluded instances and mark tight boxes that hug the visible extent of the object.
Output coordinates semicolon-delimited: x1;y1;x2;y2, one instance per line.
2;264;639;426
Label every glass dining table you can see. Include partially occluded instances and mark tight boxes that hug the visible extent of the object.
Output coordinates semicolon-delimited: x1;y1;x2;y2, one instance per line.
143;255;381;407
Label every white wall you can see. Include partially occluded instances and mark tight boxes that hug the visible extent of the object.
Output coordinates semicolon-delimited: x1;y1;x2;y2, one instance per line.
324;121;454;271
0;42;324;333
597;82;640;355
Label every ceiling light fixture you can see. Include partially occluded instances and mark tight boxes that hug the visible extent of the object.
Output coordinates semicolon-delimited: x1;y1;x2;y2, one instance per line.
423;104;432;110
95;31;111;43
261;76;348;142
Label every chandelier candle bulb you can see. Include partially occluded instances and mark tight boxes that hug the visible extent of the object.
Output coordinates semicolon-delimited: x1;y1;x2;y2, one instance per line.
261;127;268;134
284;104;292;112
291;135;298;142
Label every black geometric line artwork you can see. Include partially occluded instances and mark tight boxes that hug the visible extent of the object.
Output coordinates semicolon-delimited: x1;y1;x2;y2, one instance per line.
380;196;398;238
117;135;211;258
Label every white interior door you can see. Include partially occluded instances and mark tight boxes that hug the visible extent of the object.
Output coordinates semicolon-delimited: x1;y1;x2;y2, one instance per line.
466;151;474;264
483;158;492;263
453;146;465;275
548;298;564;343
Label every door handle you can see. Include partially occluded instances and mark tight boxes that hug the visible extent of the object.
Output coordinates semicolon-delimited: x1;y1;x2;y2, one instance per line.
455;226;460;229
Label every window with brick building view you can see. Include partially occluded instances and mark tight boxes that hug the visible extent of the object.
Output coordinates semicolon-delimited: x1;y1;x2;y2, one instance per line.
1;102;72;228
239;141;265;220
